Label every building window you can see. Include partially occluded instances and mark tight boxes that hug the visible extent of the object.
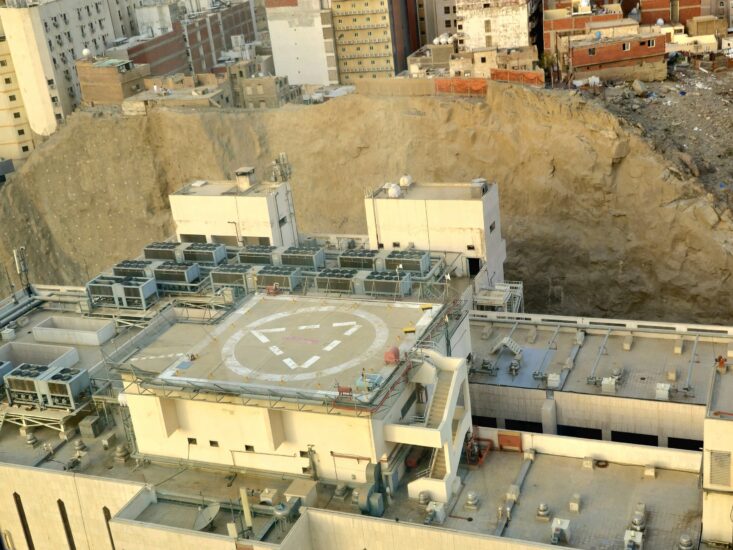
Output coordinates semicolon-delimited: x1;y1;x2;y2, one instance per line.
4;77;10;84
18;129;24;136
444;6;450;13
9;94;16;101
480;56;486;63
622;42;630;51
0;60;6;67
57;500;76;550
245;444;255;452
489;221;496;233
13;112;20;119
588;47;596;55
22;146;29;152
392;241;400;247
209;440;219;447
187;437;197;445
445;20;451;27
648;39;655;47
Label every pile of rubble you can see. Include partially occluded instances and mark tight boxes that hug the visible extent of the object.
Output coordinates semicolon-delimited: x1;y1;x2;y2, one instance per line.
592;67;733;208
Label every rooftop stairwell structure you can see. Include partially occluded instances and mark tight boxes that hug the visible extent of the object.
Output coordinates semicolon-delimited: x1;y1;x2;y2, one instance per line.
383;349;473;503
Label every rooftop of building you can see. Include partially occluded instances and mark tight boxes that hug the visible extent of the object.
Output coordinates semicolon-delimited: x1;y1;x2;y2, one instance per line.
120;293;440;401
469;311;731;405
368;180;495;201
585;17;640;29
171;177;286;197
322;448;701;548
571;31;663;47
127;85;224;103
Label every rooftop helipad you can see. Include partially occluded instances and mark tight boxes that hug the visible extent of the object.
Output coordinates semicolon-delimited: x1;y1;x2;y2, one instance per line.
127;294;440;398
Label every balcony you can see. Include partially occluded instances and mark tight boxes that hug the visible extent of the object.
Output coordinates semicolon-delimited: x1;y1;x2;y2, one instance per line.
338;37;390;44
338;51;391;59
340;65;393;72
333;7;385;14
335;21;388;30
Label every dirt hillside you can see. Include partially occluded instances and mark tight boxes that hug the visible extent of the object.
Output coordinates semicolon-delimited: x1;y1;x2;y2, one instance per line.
1;83;732;323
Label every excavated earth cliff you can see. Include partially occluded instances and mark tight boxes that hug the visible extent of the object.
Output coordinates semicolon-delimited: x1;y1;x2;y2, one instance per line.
1;83;732;323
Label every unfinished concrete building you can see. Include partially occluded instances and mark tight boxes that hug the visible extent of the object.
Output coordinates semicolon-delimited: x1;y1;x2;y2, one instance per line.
76;57;151;105
454;0;541;51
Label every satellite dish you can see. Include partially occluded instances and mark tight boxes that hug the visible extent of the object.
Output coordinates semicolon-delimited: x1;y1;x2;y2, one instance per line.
656;18;664;25
193;503;220;531
594;31;602;40
82;48;91;57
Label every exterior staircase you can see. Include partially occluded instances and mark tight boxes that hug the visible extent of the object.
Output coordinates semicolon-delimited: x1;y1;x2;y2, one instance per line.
426;370;453;428
429;447;447;479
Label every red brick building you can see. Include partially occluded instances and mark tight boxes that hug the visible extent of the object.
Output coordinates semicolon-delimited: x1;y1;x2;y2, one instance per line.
639;0;700;25
569;32;667;78
543;7;624;55
108;3;255;76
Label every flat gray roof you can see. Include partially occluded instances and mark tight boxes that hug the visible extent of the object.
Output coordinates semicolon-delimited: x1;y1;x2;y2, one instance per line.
371;181;493;201
469;312;731;405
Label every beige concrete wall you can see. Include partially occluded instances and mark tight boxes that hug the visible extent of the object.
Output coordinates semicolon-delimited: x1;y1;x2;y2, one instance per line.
475;427;702;471
356;78;435;95
111;518;240;550
125;391;381;482
470;383;707;443
302;507;557;549
573;60;667;82
364;189;499;277
702;489;733;543
170;182;297;247
0;462;143;550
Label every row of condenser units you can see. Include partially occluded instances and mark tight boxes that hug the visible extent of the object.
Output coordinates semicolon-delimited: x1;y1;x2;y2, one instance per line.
0;360;91;411
85;241;231;310
240;245;432;275
85;242;432;310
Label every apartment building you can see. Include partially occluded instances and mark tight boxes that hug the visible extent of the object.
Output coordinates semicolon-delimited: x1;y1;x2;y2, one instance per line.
332;0;419;82
454;0;541;51
266;0;339;86
417;0;457;44
0;0;138;136
0;21;33;163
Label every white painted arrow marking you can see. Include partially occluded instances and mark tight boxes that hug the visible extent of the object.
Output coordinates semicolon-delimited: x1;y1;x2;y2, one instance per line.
283;356;321;370
333;321;357;327
251;327;286;344
344;325;362;336
269;345;284;356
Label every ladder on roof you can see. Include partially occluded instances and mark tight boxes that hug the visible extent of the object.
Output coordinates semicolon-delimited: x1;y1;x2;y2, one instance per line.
491;336;523;357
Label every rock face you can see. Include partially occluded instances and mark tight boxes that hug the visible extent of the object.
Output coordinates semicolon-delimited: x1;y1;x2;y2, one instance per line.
1;83;732;323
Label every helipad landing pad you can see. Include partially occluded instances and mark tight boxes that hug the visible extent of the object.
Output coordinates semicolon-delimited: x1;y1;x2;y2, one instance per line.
130;295;439;395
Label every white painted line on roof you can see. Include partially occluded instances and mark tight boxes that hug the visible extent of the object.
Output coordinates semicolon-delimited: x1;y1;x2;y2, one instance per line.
258;328;286;333
283;356;321;370
323;340;341;352
344;325;362;336
269;345;284;356
298;324;320;330
251;330;270;344
333;321;357;327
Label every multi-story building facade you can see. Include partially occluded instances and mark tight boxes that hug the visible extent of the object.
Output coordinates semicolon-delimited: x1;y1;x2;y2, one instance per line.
0;0;142;136
266;0;339;86
418;0;457;45
331;0;418;82
454;0;540;51
0;20;33;163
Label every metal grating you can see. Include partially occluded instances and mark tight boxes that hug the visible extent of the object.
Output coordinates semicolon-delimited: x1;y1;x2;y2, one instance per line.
711;450;731;486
